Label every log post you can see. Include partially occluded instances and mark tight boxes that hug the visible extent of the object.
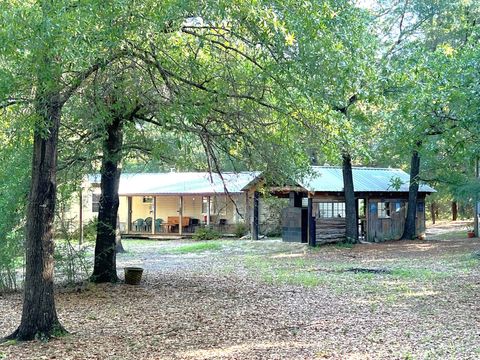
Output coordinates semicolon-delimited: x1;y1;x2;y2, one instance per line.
179;196;184;236
152;196;157;235
308;195;316;247
127;196;132;234
252;191;259;240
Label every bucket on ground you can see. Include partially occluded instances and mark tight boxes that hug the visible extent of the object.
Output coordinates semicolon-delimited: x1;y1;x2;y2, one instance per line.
124;267;144;285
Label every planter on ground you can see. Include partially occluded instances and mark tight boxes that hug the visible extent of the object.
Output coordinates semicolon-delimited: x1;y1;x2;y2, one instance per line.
124;267;144;285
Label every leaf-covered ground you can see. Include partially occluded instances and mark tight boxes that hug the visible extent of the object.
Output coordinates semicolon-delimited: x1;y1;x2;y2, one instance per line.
1;227;479;359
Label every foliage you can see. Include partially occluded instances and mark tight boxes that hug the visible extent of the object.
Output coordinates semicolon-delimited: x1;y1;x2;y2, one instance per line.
54;239;93;285
0;108;30;292
55;219;93;285
234;223;248;238
192;227;221;241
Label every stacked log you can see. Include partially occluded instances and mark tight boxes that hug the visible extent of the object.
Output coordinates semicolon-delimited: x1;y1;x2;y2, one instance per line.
316;218;346;244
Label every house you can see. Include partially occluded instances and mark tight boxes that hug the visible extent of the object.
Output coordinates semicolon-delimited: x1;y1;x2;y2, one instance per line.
71;166;434;243
74;171;259;238
242;166;435;244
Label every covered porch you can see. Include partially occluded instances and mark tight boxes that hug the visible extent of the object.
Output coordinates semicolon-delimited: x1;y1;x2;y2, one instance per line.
118;194;242;236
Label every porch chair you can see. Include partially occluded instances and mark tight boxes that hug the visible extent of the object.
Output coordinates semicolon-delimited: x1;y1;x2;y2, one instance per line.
155;218;163;233
133;218;145;232
145;217;153;232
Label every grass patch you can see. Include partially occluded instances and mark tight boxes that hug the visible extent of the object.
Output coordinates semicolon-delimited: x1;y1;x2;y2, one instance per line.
335;242;354;249
429;230;468;241
160;241;223;254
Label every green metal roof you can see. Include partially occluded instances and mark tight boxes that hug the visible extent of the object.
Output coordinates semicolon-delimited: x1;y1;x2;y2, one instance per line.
301;166;435;193
91;172;259;196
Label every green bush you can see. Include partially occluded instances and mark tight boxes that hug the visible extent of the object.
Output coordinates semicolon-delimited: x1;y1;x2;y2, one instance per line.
54;239;93;285
192;226;221;240
234;223;248;238
0;230;23;292
71;218;97;243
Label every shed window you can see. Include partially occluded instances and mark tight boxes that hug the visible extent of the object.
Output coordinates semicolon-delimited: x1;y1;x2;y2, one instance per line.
317;202;345;218
92;194;100;213
378;201;390;218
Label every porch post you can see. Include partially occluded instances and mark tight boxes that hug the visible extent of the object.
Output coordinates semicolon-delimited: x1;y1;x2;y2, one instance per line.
152;196;157;235
127;196;132;234
206;195;211;226
245;191;250;227
308;195;316;247
252;191;259;240
179;196;184;235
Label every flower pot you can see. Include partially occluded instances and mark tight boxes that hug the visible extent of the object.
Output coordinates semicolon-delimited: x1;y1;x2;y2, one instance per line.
124;267;144;285
467;231;475;238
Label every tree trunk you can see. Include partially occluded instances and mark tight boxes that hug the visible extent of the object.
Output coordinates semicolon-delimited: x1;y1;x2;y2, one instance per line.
115;215;126;253
401;148;421;240
90;117;124;283
430;202;436;224
6;94;66;341
342;153;358;243
452;201;458;221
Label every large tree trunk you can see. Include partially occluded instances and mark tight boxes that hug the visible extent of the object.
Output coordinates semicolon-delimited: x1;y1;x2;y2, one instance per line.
430;202;436;224
401;148;421;240
6;94;66;340
342;153;358;243
90;117;124;283
452;201;458;221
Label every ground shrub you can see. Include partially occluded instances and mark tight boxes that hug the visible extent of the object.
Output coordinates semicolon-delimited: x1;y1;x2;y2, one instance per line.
234;223;248;238
0;230;23;292
54;240;93;285
192;227;221;240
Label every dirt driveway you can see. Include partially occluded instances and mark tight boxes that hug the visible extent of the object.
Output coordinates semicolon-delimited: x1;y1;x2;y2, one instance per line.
1;230;479;360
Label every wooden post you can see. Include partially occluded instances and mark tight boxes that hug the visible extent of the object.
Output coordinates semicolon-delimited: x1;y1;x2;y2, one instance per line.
79;187;83;246
127;196;132;234
252;191;259;240
245;192;250;231
179;196;184;235
475;157;479;237
206;196;211;226
307;195;316;247
152;196;157;235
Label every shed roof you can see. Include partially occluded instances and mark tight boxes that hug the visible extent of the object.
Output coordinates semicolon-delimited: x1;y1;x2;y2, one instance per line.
89;172;259;196
302;166;435;193
240;166;435;193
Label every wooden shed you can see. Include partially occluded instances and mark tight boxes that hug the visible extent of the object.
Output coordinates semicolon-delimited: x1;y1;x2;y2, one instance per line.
243;166;435;244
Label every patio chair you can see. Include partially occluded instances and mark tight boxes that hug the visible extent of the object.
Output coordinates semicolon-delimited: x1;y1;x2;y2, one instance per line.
155;218;163;233
145;217;152;232
133;218;145;232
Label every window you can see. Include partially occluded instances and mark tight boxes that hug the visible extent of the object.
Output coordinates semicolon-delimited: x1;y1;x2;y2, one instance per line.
92;194;100;213
202;196;215;214
214;197;228;216
142;196;153;204
301;198;308;208
378;201;390;218
317;202;346;218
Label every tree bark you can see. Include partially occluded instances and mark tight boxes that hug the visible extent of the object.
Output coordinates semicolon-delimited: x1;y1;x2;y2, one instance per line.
115;215;126;253
430;202;436;224
6;93;66;341
452;201;458;221
401;147;421;240
90;117;124;283
342;153;358;243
